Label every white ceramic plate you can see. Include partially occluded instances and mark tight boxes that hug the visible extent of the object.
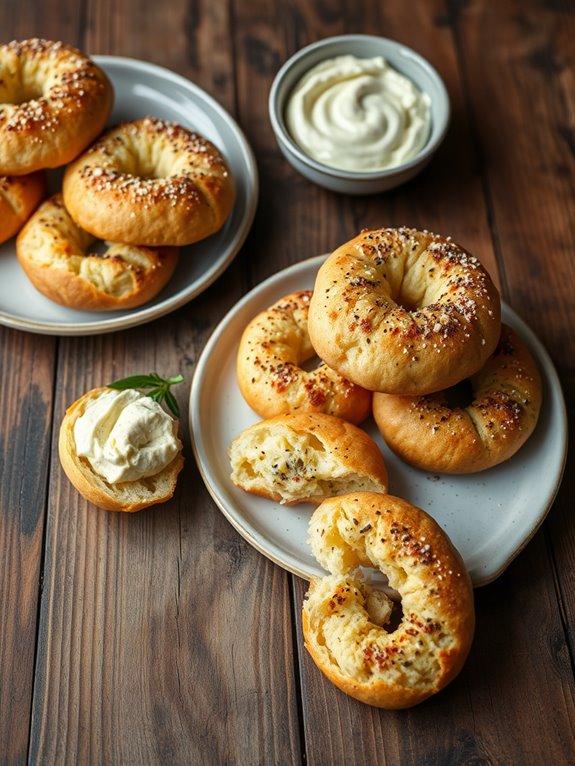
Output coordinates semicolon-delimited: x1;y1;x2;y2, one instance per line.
190;256;568;587
0;56;258;335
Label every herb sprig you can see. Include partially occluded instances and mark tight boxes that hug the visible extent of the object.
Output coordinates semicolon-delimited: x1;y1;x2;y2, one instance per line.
107;373;184;417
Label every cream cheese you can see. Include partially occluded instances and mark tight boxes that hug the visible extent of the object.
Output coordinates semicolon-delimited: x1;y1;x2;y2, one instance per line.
285;54;431;172
73;388;182;484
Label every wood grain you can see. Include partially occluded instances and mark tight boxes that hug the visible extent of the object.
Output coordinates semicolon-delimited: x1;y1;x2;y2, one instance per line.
0;329;56;765
1;0;574;763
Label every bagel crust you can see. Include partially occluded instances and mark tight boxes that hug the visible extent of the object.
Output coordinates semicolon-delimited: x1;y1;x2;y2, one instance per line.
237;290;372;424
303;493;475;708
229;412;388;505
0;39;113;174
0;171;45;243
62;117;236;247
17;194;179;310
308;228;501;396
59;387;184;512
372;324;542;473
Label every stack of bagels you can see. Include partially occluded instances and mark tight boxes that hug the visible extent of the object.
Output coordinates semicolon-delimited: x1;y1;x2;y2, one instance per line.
0;38;235;311
230;225;543;709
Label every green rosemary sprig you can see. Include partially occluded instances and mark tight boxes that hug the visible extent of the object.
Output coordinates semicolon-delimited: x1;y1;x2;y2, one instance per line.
107;373;184;418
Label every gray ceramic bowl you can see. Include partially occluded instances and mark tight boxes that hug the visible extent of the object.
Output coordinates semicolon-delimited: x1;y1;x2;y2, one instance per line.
269;35;450;195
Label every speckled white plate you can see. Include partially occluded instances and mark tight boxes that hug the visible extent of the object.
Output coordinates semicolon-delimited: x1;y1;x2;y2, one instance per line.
190;255;568;587
0;56;258;335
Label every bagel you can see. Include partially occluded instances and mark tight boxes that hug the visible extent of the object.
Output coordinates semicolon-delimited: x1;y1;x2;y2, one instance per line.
0;171;45;243
308;227;501;396
229;412;388;505
62;117;236;247
237;290;372;424
372;324;542;473
0;39;113;175
17;194;179;311
59;387;184;512
303;492;475;708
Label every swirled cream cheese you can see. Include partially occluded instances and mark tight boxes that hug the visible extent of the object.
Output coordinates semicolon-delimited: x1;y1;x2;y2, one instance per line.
73;388;182;484
285;55;431;172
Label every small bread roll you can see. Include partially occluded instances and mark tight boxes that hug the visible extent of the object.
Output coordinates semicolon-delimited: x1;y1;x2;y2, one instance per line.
0;172;45;243
372;325;542;473
303;493;475;708
229;412;388;505
59;387;184;512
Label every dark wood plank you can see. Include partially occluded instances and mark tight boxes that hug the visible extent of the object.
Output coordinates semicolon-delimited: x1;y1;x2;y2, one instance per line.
0;5;85;764
0;329;56;766
452;0;575;367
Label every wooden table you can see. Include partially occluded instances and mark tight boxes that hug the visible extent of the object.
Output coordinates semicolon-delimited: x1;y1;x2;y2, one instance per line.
1;1;574;763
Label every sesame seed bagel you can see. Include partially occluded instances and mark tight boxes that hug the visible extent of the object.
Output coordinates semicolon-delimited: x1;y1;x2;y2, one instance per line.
62;117;236;247
372;324;542;473
308;228;501;396
303;492;475;708
0;39;113;175
0;171;45;243
17;194;179;310
229;412;388;505
237;290;372;424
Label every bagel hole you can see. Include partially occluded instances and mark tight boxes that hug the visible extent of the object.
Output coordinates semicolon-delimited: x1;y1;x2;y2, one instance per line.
12;83;45;104
300;354;323;372
443;378;474;409
366;590;404;633
129;152;171;181
385;600;404;633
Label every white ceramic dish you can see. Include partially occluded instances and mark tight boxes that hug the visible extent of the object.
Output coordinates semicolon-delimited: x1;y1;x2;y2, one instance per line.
269;35;450;194
0;56;258;336
190;255;568;587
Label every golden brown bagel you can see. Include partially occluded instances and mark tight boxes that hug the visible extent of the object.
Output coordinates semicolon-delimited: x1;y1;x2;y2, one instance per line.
303;493;475;708
237;290;372;424
372;324;542;473
0;172;45;243
17;194;179;311
0;39;113;174
308;228;501;396
59;387;184;513
229;412;388;505
62;117;236;247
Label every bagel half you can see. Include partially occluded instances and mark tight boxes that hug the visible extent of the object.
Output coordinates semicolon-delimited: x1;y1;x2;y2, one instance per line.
229;412;388;505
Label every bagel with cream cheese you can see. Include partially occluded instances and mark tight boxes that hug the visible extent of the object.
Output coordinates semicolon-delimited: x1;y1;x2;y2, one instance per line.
59;387;184;512
0;39;113;175
63;117;236;247
308;227;501;396
303;492;475;708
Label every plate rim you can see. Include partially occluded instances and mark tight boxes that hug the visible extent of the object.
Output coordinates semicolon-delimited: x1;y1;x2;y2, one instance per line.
190;254;569;587
0;55;259;336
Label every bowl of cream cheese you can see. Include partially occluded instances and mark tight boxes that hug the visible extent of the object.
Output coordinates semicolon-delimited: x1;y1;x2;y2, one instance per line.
268;35;450;194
